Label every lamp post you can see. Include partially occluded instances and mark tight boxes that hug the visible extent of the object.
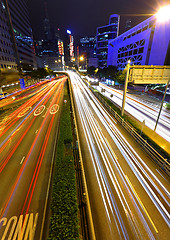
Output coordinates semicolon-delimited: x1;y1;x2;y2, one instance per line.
79;56;88;70
154;78;170;132
121;60;131;116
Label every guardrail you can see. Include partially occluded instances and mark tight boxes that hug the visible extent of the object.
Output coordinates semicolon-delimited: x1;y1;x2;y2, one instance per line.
90;88;170;176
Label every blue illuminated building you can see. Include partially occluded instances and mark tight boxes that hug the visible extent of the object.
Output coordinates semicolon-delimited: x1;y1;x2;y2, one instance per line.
107;13;170;69
96;14;120;68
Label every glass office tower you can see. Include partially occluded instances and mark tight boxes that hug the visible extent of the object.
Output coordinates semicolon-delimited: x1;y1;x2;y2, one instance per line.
96;14;120;68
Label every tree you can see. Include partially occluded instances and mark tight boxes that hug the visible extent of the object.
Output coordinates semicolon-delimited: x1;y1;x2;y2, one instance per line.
106;65;118;79
115;70;126;84
95;65;118;80
22;63;33;72
30;68;54;79
87;66;96;76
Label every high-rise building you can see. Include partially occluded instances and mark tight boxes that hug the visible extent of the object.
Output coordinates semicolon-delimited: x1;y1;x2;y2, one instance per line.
79;36;96;58
43;1;52;40
107;9;170;69
0;0;17;71
96;14;120;68
34;4;65;71
78;36;97;68
7;0;36;67
0;0;36;72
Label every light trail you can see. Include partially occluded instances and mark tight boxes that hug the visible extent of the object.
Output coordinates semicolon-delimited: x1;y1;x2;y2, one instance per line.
0;78;66;223
0;80;62;148
69;71;170;240
95;83;170;141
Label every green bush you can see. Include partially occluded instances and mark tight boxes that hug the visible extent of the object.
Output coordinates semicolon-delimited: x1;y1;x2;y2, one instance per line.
48;81;79;240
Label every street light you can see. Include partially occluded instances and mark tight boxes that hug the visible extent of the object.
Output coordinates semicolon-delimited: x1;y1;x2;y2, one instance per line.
156;4;170;22
79;56;84;61
121;60;131;116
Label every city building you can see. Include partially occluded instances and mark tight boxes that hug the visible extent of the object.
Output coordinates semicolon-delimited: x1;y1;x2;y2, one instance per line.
0;0;36;89
7;0;36;68
0;0;17;71
43;1;52;41
107;10;170;69
79;36;96;58
34;39;64;71
34;4;64;71
118;16;147;35
77;36;97;68
96;14;120;68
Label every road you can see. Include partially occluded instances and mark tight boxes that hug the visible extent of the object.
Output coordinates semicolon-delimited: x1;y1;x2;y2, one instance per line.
94;83;170;142
0;77;66;239
69;71;170;240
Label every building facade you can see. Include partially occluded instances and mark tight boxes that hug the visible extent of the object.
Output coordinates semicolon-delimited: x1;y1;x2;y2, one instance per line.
79;36;96;58
8;0;36;68
78;36;97;68
0;0;36;72
0;0;17;71
96;14;120;68
107;13;170;69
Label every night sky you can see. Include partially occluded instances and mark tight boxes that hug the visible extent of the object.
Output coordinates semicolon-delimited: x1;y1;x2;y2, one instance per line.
27;0;168;39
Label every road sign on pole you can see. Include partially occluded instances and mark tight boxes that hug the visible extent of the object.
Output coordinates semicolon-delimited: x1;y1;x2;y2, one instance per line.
129;65;170;84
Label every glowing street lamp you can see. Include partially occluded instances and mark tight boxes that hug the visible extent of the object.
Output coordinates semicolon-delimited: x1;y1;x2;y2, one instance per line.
156;4;170;22
79;56;84;61
121;60;131;116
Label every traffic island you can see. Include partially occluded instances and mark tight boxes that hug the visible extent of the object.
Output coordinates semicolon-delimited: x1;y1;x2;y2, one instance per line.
48;81;80;240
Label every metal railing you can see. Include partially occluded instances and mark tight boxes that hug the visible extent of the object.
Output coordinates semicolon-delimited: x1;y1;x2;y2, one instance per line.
91;88;170;176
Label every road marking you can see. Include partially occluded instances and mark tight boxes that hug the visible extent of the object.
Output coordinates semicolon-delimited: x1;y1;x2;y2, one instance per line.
18;106;32;118
42;101;52;118
34;105;45;116
156;169;168;182
125;175;158;233
50;104;59;114
0;213;39;240
20;156;25;165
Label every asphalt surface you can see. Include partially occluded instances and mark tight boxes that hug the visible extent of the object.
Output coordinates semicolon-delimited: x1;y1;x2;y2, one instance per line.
69;71;170;240
0;78;66;239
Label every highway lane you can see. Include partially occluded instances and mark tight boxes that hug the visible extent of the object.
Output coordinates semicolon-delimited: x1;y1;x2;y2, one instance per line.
0;80;51;110
94;83;170;142
0;77;66;239
69;71;169;240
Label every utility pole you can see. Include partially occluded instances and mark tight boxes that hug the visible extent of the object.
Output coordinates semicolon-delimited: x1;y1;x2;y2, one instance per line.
154;78;170;132
77;46;79;70
121;61;130;116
